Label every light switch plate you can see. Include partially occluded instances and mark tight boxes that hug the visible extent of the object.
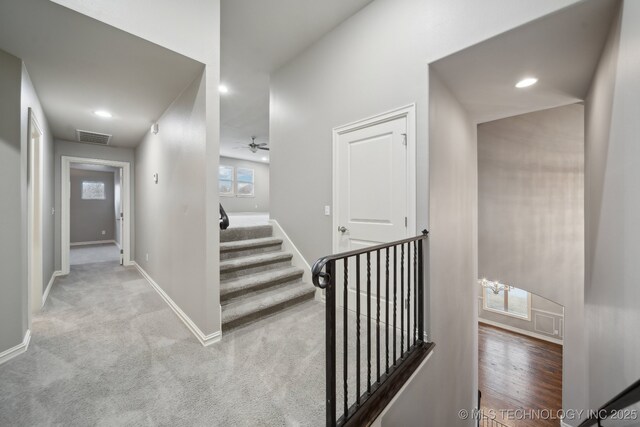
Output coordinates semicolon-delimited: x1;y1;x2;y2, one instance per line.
324;205;331;216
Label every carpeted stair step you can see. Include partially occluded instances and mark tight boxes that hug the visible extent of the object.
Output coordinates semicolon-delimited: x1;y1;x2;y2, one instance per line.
221;281;316;331
220;252;293;280
220;236;283;260
220;225;273;243
221;266;304;302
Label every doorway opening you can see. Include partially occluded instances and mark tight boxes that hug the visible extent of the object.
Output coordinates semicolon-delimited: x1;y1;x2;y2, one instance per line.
61;157;131;274
67;163;123;266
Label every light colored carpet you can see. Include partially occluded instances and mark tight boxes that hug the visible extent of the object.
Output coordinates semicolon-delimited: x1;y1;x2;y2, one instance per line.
70;243;120;265
0;261;327;426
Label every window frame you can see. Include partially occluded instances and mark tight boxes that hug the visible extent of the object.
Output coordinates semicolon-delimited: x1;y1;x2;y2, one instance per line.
81;181;106;200
482;285;532;320
219;165;235;197
235;167;255;198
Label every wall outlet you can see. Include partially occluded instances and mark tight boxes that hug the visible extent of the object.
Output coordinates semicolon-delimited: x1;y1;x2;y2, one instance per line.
146;253;149;261
324;205;331;216
101;230;106;235
51;207;55;215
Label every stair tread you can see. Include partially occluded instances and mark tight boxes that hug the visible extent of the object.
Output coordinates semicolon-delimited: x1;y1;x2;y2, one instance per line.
220;237;283;252
221;281;315;324
221;266;304;296
219;251;292;272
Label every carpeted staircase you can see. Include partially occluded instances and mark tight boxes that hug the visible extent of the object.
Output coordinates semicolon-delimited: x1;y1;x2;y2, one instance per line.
220;224;316;331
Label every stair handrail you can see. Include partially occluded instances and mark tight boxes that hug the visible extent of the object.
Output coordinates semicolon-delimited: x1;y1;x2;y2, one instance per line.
577;377;640;427
312;229;432;427
219;203;230;230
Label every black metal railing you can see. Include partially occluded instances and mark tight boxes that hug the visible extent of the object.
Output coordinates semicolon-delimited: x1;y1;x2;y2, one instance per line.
577;377;640;427
312;230;434;427
480;415;510;427
219;203;229;230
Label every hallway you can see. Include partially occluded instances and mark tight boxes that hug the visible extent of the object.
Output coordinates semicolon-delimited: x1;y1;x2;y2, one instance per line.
0;262;327;426
479;323;563;427
70;243;120;265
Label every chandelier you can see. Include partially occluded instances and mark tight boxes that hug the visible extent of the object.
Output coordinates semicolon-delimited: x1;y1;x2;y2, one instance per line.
478;278;512;295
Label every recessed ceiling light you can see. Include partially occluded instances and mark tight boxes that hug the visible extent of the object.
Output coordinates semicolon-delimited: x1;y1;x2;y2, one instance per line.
219;84;229;94
94;110;112;118
515;77;538;88
261;156;268;161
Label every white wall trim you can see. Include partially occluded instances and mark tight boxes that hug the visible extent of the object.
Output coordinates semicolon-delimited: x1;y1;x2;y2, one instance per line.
269;219;318;300
42;270;63;308
133;262;221;347
70;240;116;247
370;349;435;427
479;319;563;345
0;330;31;366
61;156;132;275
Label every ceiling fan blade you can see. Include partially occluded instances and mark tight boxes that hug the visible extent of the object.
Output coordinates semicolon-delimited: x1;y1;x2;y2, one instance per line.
257;146;270;151
256;143;268;146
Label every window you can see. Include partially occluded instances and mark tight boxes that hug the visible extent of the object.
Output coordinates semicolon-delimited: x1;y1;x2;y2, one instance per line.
219;165;234;196
81;181;105;200
236;167;254;197
483;285;530;320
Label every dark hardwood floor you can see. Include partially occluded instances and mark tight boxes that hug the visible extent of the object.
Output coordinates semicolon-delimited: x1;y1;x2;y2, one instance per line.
479;323;563;427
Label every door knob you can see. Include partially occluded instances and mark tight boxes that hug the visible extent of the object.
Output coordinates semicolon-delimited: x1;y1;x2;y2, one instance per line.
338;226;348;233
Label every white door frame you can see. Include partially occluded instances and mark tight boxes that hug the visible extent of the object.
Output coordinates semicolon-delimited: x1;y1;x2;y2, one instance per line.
28;108;44;316
61;156;132;274
332;104;417;256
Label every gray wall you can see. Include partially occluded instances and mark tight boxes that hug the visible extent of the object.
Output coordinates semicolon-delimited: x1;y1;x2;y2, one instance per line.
584;1;640;415
70;169;115;243
477;104;585;417
219;156;269;213
0;53;55;354
269;0;581;423
0;50;27;353
136;70;220;334
478;289;565;342
395;70;477;427
54;139;135;270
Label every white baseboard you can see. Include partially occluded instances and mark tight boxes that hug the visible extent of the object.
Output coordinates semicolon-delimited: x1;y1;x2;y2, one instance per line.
70;240;116;247
479;318;563;345
133;262;221;347
268;219;318;299
0;330;31;366
42;270;63;307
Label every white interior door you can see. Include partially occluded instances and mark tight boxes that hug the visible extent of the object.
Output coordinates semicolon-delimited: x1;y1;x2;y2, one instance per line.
334;108;414;322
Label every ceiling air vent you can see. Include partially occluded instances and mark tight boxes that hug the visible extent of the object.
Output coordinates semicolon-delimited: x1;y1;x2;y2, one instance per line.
76;129;112;145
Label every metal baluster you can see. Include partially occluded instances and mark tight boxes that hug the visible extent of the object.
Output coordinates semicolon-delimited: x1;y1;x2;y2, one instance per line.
376;249;381;383
385;247;390;374
343;258;348;418
407;241;411;352
366;252;371;395
356;254;361;406
418;239;424;342
400;243;404;357
393;245;397;364
326;261;336;427
413;240;417;346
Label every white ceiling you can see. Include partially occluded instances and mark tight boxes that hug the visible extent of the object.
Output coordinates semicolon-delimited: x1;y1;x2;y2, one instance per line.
220;0;373;162
431;0;619;124
0;0;204;148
